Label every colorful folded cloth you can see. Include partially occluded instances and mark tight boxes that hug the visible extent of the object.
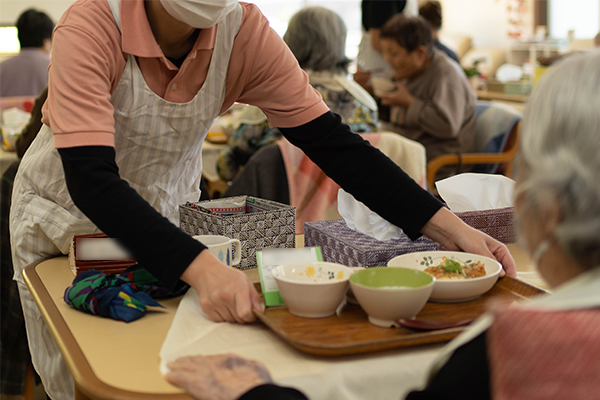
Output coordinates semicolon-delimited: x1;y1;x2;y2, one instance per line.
64;266;188;322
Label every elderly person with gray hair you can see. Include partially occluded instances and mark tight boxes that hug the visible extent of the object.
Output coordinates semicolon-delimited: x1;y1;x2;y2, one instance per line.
165;51;600;400
217;6;377;182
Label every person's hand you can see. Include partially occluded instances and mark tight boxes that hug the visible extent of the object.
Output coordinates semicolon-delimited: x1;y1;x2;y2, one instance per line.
180;250;264;323
353;67;374;94
378;82;414;108
166;354;272;400
421;208;517;277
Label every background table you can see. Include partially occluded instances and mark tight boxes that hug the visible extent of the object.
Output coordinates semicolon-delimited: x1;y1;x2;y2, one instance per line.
23;241;545;400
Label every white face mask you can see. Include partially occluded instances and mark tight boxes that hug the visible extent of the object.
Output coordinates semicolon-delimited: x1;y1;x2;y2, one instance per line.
160;0;238;29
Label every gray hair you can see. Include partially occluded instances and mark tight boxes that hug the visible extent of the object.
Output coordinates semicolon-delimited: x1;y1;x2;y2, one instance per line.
516;50;600;269
283;6;350;74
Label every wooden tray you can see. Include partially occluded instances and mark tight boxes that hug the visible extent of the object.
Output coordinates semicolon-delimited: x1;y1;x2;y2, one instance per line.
255;276;548;356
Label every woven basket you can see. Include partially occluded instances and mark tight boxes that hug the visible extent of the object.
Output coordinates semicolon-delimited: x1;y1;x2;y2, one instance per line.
179;196;296;269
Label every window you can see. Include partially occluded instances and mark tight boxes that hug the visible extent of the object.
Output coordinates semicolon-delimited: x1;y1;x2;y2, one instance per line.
548;0;600;39
0;26;19;54
248;1;362;59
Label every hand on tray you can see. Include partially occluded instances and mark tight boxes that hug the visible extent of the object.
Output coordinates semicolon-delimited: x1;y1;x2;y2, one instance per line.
421;208;517;277
181;250;264;323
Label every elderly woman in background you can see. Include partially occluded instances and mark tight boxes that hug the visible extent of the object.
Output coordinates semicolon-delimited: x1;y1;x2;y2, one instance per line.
216;6;378;182
166;51;600;400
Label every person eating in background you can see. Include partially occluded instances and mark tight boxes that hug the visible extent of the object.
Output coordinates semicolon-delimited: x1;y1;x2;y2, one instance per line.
10;1;515;399
356;15;476;181
0;9;54;97
165;50;600;400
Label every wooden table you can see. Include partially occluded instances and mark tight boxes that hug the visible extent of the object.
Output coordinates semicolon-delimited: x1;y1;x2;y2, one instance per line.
475;89;528;114
475;90;528;103
23;242;545;400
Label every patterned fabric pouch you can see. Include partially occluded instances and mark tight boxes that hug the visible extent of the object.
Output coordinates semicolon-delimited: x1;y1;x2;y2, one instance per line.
64;266;189;322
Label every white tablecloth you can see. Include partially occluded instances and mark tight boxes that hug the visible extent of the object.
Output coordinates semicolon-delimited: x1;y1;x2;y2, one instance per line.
160;288;443;400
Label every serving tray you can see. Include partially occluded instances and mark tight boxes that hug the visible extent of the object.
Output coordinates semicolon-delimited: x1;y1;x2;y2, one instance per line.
255;276;548;356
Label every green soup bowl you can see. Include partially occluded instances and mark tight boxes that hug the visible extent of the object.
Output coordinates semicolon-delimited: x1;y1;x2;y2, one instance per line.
349;267;435;327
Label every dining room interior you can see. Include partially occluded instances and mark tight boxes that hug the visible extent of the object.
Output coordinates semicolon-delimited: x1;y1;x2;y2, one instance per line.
1;1;600;400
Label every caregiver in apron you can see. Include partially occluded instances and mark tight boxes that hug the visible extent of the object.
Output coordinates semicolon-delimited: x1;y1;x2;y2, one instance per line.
10;1;516;399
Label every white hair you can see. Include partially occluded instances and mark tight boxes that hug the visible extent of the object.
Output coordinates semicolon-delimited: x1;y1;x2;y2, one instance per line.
517;50;600;269
283;6;350;74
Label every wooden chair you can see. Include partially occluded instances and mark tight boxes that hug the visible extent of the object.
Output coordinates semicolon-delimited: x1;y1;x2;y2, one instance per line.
426;101;522;190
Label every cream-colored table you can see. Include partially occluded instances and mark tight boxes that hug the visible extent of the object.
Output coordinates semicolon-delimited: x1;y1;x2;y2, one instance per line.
23;242;545;400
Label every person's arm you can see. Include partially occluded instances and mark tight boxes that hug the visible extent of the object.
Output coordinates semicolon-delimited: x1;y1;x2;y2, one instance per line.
379;80;470;139
58;146;263;323
278;112;517;276
279;111;442;240
165;354;308;400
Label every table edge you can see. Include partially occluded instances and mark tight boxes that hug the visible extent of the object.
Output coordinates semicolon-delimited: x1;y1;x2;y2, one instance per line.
23;258;190;400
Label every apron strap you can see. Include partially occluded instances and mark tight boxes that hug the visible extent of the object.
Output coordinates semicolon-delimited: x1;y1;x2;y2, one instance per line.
106;0;122;32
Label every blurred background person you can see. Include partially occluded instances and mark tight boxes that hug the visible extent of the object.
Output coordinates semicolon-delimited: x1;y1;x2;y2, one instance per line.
166;49;600;400
0;9;54;97
217;6;377;183
356;0;418;80
418;1;459;63
360;15;475;181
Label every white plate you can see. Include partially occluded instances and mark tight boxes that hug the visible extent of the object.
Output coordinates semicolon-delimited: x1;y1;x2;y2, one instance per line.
387;251;502;302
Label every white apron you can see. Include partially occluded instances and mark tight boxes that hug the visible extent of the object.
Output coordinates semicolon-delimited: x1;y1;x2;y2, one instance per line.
9;0;242;397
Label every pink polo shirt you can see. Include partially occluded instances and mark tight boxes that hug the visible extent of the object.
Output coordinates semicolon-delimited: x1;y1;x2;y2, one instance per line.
44;0;329;148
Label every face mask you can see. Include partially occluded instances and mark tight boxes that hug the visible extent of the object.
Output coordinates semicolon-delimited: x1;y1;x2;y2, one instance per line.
160;0;238;29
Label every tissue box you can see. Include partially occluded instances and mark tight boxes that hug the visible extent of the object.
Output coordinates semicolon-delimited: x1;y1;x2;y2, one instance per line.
454;207;516;244
179;196;296;269
304;220;440;268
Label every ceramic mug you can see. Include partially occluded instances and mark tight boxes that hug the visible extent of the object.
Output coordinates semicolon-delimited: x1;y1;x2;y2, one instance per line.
193;235;242;267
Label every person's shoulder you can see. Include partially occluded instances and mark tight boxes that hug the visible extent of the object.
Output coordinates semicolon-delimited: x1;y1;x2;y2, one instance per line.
239;2;270;31
56;0;117;37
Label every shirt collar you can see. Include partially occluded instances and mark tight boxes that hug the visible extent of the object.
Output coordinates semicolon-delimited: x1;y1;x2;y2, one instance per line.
120;0;217;62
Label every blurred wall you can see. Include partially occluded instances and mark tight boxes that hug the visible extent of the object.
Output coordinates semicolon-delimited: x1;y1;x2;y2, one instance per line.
0;1;74;25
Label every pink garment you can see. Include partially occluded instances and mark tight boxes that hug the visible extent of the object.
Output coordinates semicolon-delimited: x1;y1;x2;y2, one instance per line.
43;0;327;148
277;134;381;234
489;308;600;400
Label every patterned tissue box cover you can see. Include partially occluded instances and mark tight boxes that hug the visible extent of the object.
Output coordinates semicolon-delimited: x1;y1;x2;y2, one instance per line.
180;196;296;269
454;207;516;244
304;220;440;268
304;207;515;268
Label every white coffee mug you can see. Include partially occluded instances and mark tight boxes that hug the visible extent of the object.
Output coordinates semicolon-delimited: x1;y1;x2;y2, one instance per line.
193;235;242;267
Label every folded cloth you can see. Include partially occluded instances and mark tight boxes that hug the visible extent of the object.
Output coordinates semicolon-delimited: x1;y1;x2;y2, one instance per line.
64;266;188;322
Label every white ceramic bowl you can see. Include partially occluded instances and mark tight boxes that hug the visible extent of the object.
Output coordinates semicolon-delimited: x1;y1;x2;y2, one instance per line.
271;262;353;318
371;76;397;96
387;251;502;303
349;267;435;327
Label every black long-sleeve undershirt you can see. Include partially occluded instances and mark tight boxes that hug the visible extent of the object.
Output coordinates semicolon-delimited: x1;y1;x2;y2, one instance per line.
58;111;442;289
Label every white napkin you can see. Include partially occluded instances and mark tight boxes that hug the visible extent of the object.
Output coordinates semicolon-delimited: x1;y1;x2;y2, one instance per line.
435;173;515;212
2;107;30;127
337;189;403;241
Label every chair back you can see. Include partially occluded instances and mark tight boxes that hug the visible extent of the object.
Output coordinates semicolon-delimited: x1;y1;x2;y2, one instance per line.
473;101;522;174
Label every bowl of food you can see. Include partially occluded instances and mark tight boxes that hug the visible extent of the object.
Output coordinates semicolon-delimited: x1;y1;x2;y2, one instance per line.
349;267;435;327
271;262;353;318
387;251;502;303
371;76;397;96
